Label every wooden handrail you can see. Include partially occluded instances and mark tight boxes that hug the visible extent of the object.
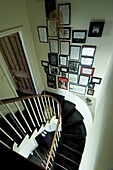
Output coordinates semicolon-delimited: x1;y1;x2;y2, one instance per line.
45;107;62;170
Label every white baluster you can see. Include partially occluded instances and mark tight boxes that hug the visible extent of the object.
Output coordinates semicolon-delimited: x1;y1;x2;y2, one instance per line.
1;128;14;141
37;97;46;123
33;98;43;122
0;140;10;149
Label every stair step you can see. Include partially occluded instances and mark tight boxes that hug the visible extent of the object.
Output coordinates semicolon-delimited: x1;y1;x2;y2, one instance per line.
55;152;79;170
52;162;68;170
62;120;83;130
62;100;75;119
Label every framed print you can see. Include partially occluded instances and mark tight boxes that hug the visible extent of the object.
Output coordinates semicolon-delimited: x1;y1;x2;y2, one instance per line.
37;26;48;43
44;66;49;74
41;60;49;67
50;66;60;75
80;56;94;66
70;45;81;61
69;83;86;95
47;19;58;38
88;21;105;37
81;45;96;57
80;66;95;76
59;27;71;40
48;53;58;66
79;75;90;86
91;77;102;84
49;39;59;53
58;3;71;25
60;67;69;73
88;82;95;89
59;55;68;66
72;30;87;43
60;41;70;55
87;89;95;96
69;61;79;74
61;73;67;78
47;74;56;89
58;77;68;90
68;73;78;84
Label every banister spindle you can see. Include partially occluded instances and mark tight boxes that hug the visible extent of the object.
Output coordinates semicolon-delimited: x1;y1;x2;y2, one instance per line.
37;97;46;123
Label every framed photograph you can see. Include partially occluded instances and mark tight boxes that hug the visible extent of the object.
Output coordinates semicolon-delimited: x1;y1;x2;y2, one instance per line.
49;39;59;53
58;3;71;25
80;56;94;66
58;77;68;90
68;73;78;84
59;27;71;40
80;66;95;76
88;21;105;37
70;45;81;61
47;74;56;89
91;77;102;84
47;19;58;38
61;73;67;78
59;55;68;66
68;61;80;74
41;60;49;67
72;30;87;43
87;89;95;96
79;75;90;86
44;66;49;74
88;82;95;89
60;41;70;55
50;66;60;75
60;66;69;73
37;26;48;43
48;53;58;66
69;83;86;95
81;45;96;57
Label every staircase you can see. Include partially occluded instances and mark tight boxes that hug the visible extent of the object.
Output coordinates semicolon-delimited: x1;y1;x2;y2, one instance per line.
0;91;86;170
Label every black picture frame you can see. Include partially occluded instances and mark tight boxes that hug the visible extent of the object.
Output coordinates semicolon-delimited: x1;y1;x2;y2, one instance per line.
50;66;60;75
59;55;68;66
44;66;49;74
72;30;87;43
88;82;95;89
37;26;48;43
58;3;71;25
59;27;71;40
61;73;67;78
91;77;102;84
70;45;81;61
81;45;96;57
80;56;94;67
88;21;105;37
48;53;58;66
60;66;69;73
41;60;49;67
47;74;56;89
49;39;59;54
68;61;80;74
60;41;70;55
87;89;95;96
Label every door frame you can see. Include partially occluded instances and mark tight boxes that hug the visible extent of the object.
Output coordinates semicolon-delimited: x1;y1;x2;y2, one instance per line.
0;26;38;95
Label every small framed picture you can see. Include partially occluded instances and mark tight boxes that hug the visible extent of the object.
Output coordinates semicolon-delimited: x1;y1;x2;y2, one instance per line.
37;26;48;43
87;89;95;96
58;3;71;25
48;53;58;66
60;67;69;73
41;60;49;67
60;41;70;55
69;61;80;74
50;66;60;75
49;39;59;53
72;30;87;43
44;66;49;74
68;73;78;84
69;83;86;95
58;77;68;90
91;77;102;84
47;74;56;89
80;56;94;66
81;45;96;57
59;27;71;40
88;21;105;37
70;45;81;61
79;75;90;86
61;73;67;78
80;66;95;76
88;82;95;89
59;55;68;66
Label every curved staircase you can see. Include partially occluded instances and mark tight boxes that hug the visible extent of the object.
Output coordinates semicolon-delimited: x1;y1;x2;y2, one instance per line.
0;91;87;170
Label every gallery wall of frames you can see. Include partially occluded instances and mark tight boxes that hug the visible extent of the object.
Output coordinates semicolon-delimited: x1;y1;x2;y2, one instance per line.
38;2;104;96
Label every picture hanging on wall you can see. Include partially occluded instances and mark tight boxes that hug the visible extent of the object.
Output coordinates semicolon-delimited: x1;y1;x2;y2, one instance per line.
80;56;94;67
44;66;49;74
78;75;90;86
37;26;48;43
47;74;56;89
81;45;96;57
88;21;105;37
87;89;95;96
48;53;58;66
60;67;69;73
80;66;95;76
58;77;68;90
88;82;95;89
68;73;78;84
68;61;80;74
49;39;59;54
69;83;86;95
59;55;68;66
50;66;60;75
91;77;102;84
60;41;70;56
70;45;81;61
59;27;71;40
72;30;87;43
41;60;49;67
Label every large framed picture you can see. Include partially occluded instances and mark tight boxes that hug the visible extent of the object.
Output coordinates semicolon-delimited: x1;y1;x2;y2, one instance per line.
58;77;68;90
58;3;71;25
68;73;78;84
88;21;105;37
81;45;96;57
47;74;56;89
80;56;94;66
60;41;70;55
69;83;86;95
68;61;80;74
37;26;48;43
48;53;58;66
72;30;87;43
70;45;81;61
49;39;59;53
59;27;71;40
80;66;95;76
59;55;68;66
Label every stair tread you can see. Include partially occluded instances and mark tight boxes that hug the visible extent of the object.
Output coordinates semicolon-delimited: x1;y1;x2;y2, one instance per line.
52;162;68;170
62;100;75;118
62;120;83;129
